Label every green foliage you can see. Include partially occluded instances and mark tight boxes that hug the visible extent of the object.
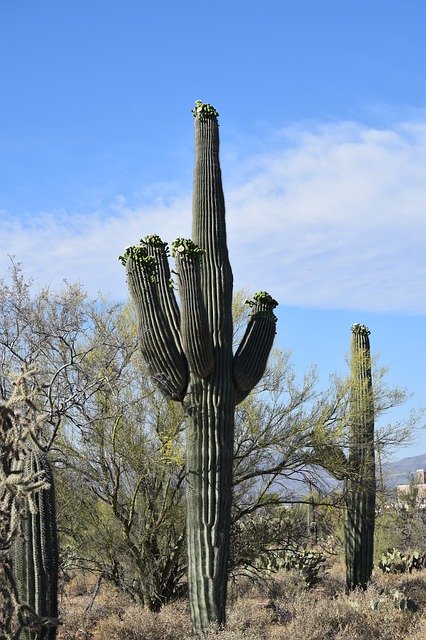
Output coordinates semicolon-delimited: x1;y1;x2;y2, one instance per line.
375;500;426;559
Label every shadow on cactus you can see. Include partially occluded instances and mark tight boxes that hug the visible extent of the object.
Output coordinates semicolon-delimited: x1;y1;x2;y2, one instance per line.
120;101;277;633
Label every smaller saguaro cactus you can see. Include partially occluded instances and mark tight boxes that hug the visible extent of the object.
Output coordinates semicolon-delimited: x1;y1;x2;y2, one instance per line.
311;324;376;592
14;447;59;640
345;323;376;591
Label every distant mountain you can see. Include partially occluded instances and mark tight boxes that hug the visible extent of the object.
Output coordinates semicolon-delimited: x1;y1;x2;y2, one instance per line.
271;452;426;499
383;452;426;488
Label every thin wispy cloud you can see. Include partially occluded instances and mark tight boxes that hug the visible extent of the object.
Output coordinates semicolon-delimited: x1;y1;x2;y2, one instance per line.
2;119;426;312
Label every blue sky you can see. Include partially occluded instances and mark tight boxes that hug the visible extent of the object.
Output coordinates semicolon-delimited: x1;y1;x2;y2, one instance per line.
1;1;425;459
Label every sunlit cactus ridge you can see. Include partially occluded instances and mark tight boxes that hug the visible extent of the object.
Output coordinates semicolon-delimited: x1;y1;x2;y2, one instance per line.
120;101;277;632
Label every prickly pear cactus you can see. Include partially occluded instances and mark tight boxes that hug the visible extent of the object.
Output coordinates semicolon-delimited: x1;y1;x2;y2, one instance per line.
121;101;277;632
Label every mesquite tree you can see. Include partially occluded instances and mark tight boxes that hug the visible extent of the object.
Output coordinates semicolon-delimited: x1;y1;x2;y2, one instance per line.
345;323;376;591
120;101;277;631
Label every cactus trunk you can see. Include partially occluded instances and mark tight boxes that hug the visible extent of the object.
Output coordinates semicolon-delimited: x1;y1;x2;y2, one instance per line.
14;448;59;640
184;111;235;631
122;101;277;633
0;408;16;638
344;324;376;591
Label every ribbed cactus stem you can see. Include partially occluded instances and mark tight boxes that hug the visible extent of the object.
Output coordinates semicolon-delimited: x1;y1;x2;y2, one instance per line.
345;323;376;591
233;292;278;402
14;448;58;640
0;407;16;638
185;105;235;632
121;101;277;633
172;239;213;378
142;235;182;338
124;246;188;400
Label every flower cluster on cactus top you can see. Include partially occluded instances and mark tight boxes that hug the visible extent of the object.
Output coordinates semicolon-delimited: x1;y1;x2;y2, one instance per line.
244;291;278;320
141;234;168;248
192;100;219;119
351;323;371;336
245;291;278;309
171;237;205;259
253;291;278;308
118;245;156;274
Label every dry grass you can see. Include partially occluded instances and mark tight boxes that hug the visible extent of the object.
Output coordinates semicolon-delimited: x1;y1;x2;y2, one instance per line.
57;565;426;639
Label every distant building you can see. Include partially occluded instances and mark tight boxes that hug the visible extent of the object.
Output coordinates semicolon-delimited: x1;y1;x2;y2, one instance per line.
397;469;426;508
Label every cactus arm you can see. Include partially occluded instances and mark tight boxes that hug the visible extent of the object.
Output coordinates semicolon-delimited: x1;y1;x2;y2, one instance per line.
233;291;278;403
345;324;376;591
124;247;188;400
172;239;214;378
142;235;182;338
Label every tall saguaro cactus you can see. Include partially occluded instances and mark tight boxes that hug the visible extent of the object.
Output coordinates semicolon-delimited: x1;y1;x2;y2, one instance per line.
14;447;59;640
345;323;376;592
121;101;277;632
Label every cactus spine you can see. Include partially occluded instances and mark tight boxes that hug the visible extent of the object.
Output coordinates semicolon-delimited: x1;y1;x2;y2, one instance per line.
14;448;59;640
122;101;277;632
345;323;376;591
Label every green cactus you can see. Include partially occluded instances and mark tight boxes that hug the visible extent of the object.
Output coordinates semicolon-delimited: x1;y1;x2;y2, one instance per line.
0;406;17;638
378;548;426;574
345;323;376;591
14;447;59;640
122;101;277;632
253;548;325;587
311;324;376;592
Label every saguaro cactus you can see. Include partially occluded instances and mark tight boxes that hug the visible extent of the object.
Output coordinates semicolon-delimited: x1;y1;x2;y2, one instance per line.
14;447;59;640
311;324;376;592
121;101;277;632
0;407;17;638
345;323;376;591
